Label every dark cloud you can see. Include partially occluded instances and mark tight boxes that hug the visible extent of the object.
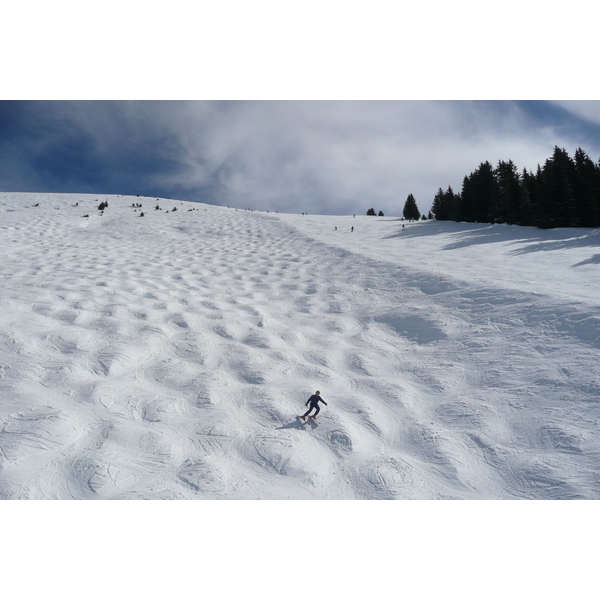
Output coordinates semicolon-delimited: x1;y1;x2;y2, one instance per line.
2;100;600;215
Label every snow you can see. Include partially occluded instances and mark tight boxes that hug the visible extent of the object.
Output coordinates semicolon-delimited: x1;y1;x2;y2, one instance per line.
4;191;600;500
2;192;599;593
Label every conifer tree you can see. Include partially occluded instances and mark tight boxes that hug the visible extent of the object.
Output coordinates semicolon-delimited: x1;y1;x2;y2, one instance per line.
494;160;522;224
431;186;459;220
403;194;420;220
431;188;447;220
458;175;475;222
445;186;461;220
519;168;537;226
474;161;498;223
539;146;576;228
573;147;600;227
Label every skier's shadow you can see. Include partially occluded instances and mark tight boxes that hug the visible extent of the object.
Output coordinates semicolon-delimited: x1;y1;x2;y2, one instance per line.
275;417;317;431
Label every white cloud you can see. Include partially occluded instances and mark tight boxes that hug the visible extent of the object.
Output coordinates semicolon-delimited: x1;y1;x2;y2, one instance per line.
550;101;600;127
145;101;579;215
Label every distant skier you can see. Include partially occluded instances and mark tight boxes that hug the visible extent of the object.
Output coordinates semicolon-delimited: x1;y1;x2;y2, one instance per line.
301;391;327;420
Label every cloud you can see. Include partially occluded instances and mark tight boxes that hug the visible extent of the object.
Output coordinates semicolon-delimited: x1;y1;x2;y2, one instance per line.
152;100;597;215
550;101;600;127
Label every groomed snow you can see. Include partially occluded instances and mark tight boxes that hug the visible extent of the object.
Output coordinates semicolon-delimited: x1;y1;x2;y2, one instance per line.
2;192;600;500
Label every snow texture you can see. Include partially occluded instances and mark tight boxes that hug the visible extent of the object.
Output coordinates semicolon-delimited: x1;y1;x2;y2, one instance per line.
2;191;600;499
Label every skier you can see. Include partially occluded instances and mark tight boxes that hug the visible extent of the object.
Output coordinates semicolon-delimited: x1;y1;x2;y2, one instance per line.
301;391;327;420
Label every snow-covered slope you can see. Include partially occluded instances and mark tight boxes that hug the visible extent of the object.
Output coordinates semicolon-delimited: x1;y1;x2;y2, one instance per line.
1;192;600;499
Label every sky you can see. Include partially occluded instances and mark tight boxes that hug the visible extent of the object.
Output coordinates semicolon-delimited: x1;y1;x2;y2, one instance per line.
3;3;599;217
2;100;600;216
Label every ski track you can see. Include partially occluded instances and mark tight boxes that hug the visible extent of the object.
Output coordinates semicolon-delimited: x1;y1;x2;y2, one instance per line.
1;192;600;499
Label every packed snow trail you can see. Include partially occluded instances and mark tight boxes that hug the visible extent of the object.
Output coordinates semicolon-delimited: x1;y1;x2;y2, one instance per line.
1;193;600;498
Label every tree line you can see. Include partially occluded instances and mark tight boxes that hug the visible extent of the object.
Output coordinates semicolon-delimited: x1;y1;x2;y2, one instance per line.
431;146;600;228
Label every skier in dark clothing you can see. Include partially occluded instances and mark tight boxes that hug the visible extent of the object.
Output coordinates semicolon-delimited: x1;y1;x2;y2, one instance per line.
301;391;327;420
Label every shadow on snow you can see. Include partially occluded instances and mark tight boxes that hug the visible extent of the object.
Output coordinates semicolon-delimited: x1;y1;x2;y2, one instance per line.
383;220;600;263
